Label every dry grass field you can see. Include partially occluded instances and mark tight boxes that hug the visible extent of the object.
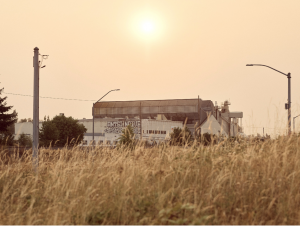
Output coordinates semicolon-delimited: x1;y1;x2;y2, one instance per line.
1;135;300;224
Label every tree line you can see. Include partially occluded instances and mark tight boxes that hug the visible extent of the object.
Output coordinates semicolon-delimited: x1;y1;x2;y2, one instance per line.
0;86;87;147
1;85;218;148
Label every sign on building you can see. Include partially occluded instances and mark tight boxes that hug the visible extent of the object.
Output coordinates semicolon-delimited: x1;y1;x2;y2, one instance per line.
104;120;140;134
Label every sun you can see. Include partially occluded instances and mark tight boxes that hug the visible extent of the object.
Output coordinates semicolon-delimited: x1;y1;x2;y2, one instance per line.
141;20;154;34
130;12;164;41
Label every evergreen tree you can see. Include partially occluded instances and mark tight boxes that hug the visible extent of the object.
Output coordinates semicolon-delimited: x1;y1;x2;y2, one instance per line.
0;87;18;145
0;87;18;133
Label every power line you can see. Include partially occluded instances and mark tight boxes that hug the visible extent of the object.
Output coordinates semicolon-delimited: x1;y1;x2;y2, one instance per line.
3;92;96;101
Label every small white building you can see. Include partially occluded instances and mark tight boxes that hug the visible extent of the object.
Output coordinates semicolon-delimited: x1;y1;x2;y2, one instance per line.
78;118;183;146
14;118;183;146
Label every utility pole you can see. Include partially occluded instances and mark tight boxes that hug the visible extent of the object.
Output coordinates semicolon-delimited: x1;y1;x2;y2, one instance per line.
92;104;95;146
288;73;291;135
246;64;292;135
140;101;142;140
33;47;39;172
198;95;201;137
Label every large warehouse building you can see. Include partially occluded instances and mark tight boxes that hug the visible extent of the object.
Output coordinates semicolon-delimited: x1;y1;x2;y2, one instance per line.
14;98;244;146
93;98;243;137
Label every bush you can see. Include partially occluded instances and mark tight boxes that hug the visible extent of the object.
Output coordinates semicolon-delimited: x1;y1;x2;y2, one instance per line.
0;132;15;146
169;126;193;146
199;132;217;146
17;133;32;147
39;115;87;147
117;125;136;149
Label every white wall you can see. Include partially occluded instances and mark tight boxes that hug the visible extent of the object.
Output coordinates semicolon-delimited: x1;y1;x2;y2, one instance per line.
14;122;42;140
80;119;183;146
14;119;183;145
201;115;228;137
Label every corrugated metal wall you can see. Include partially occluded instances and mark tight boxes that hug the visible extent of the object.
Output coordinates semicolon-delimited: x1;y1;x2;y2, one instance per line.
95;105;197;115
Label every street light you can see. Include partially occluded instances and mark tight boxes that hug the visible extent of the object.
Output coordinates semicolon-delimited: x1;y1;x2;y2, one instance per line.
246;64;291;135
293;114;300;133
92;89;120;145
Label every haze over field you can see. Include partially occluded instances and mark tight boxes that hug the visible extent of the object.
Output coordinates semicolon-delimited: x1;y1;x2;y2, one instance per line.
1;0;300;136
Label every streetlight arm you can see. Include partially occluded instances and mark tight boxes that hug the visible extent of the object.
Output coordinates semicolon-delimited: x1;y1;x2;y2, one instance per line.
246;64;288;76
294;114;300;120
95;89;120;104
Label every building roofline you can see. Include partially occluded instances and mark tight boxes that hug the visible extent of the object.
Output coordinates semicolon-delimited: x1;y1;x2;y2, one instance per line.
96;98;204;103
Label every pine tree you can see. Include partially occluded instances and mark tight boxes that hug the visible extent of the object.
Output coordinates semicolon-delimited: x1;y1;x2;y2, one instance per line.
0;87;18;133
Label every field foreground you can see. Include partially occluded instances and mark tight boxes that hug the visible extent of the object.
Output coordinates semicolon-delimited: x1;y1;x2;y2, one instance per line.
1;136;300;224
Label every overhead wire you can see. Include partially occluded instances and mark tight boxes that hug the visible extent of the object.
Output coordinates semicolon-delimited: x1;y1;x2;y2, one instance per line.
3;92;96;101
2;54;97;101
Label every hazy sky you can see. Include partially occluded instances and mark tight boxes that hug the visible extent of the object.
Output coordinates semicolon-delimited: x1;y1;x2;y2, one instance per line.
1;0;300;136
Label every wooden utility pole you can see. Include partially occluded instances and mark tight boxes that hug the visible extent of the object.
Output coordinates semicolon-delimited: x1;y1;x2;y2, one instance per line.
198;95;201;137
33;47;39;172
140;101;142;140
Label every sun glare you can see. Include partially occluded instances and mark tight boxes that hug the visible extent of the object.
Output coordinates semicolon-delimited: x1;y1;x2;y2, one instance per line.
130;12;164;41
141;20;154;34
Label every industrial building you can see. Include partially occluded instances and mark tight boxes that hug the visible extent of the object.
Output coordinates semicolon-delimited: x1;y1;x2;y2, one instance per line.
92;98;243;138
79;118;182;145
14;98;244;146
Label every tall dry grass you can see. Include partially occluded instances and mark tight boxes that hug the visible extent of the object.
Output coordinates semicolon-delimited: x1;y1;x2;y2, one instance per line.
1;135;300;224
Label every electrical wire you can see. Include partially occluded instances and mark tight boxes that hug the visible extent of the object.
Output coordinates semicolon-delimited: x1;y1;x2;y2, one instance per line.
3;92;96;101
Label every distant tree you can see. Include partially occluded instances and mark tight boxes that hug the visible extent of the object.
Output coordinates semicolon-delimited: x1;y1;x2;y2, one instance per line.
39;121;60;147
117;125;136;148
17;133;32;147
43;115;50;122
0;87;18;133
19;118;27;123
169;126;192;146
0;87;18;146
39;115;87;147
